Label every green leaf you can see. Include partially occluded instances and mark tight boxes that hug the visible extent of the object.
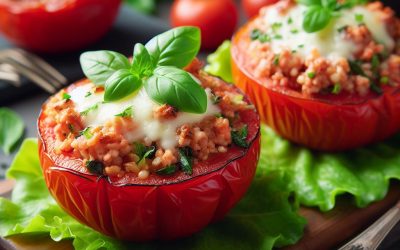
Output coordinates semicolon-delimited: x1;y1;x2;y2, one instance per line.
85;160;104;176
104;69;142;102
79;127;93;139
0;108;24;155
134;142;155;164
131;43;156;77
178;148;193;175
115;106;134;118
296;0;322;6
124;0;156;14
145;26;201;68
144;66;207;114
204;41;233;83
231;125;249;148
62;93;71;100
303;6;332;33
0;138;306;250
80;51;131;85
155;165;178;176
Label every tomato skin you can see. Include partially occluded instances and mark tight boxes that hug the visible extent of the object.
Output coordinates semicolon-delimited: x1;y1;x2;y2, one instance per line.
231;22;400;151
242;0;279;18
0;0;121;53
170;0;238;50
38;80;260;241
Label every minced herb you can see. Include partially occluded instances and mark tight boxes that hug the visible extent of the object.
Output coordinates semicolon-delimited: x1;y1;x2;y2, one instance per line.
85;91;92;98
80;103;98;116
156;165;177;176
307;72;316;79
85;160;104;175
332;83;342;94
62;93;71;101
115;106;133;118
273;55;280;66
355;13;364;23
79;127;93;139
380;76;389;84
179;147;193;175
231;125;249;148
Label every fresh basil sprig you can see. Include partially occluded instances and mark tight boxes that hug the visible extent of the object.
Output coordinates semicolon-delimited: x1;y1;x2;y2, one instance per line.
80;26;206;114
297;0;371;33
145;66;207;114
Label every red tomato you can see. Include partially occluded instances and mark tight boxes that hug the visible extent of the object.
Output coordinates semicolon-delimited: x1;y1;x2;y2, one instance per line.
38;72;261;240
241;0;279;18
170;0;238;50
0;0;121;53
231;22;400;151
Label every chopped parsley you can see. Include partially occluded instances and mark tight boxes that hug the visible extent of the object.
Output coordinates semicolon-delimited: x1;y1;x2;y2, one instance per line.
156;165;177;176
273;34;283;40
179;147;193;175
85;160;104;175
231;125;249;148
288;17;293;24
273;54;280;66
115;106;133;118
85;91;92;97
298;44;304;48
348;60;383;94
337;25;348;33
62;93;71;100
271;22;282;32
250;29;262;40
259;34;271;43
380;76;389;84
307;72;316;79
79;127;93;139
355;13;364;23
332;83;342;94
134;142;156;164
290;28;299;34
80;103;99;116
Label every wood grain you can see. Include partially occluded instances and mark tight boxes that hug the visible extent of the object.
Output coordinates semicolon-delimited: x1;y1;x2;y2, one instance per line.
1;180;399;250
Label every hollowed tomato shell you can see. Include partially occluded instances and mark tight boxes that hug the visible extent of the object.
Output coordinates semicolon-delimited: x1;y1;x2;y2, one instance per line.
231;21;400;151
0;0;121;53
38;80;261;241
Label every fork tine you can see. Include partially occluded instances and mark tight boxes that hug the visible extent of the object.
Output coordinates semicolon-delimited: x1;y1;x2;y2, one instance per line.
10;49;67;88
0;64;21;87
1;57;57;94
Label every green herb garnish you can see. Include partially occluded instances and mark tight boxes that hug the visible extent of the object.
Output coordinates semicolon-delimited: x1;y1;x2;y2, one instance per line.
273;34;283;40
179;147;193;175
62;93;71;100
80;27;206;114
307;72;316;79
297;0;371;33
348;60;382;94
80;104;98;116
250;29;262;40
355;13;364;23
290;29;299;34
337;25;348;33
134;142;155;164
85;91;92;97
68;124;75;133
288;17;293;24
271;22;282;32
273;55;280;66
85;160;104;175
380;76;389;84
79;127;93;139
155;165;178;175
231;125;249;148
115;106;133;118
332;83;342;94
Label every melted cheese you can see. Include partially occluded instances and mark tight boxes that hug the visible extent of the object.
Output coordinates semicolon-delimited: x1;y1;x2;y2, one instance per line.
69;83;220;149
259;4;394;60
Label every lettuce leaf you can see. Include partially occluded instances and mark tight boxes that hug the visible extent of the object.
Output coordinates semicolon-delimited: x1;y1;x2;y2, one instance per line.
207;41;400;211
0;138;306;250
204;41;233;83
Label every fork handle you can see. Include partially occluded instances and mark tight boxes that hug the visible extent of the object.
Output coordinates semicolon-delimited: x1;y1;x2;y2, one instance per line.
339;201;400;250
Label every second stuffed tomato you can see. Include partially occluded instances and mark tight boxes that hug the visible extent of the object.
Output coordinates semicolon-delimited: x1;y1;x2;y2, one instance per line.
231;0;400;151
38;27;260;241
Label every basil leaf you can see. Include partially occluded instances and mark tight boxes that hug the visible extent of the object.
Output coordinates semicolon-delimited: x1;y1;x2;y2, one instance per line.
131;43;155;77
104;69;142;102
115;106;133;117
79;127;93;139
137;145;156;165
80;51;131;85
178;148;193;175
125;0;156;14
0;108;24;154
296;0;321;6
145;26;201;68
303;6;332;33
321;0;337;9
144;66;207;114
156;165;178;176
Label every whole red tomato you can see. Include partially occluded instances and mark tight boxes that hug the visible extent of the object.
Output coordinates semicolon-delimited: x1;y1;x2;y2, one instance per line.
231;22;400;151
38;76;261;240
241;0;279;18
0;0;121;53
170;0;238;50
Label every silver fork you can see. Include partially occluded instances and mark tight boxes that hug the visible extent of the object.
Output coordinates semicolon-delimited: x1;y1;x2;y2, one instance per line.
0;49;67;93
339;200;400;250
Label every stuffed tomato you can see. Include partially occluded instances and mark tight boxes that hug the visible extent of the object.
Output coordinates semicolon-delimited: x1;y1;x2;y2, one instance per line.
0;0;121;53
38;27;260;241
231;0;400;151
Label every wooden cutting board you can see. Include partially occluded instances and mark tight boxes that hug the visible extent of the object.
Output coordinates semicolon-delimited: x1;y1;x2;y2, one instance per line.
1;180;399;250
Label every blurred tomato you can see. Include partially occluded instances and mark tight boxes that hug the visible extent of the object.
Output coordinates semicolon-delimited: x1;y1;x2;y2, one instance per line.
0;0;121;53
242;0;279;18
170;0;238;50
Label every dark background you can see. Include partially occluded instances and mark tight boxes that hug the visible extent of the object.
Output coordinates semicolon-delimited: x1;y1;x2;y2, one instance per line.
0;1;400;249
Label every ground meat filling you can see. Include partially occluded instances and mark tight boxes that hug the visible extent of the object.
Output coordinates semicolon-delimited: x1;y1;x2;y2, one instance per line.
246;0;400;96
43;66;253;179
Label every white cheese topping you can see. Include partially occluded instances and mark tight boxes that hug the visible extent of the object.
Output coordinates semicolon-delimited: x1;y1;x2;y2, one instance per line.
259;4;394;60
69;83;220;149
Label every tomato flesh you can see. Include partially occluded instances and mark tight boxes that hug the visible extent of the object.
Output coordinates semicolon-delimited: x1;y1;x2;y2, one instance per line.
231;21;400;151
38;79;260;241
241;0;279;18
0;0;121;53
